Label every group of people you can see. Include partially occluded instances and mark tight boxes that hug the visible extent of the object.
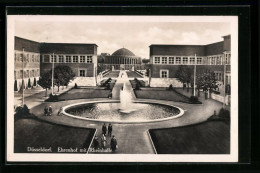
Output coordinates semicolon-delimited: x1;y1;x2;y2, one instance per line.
43;106;63;116
93;123;118;152
44;106;53;116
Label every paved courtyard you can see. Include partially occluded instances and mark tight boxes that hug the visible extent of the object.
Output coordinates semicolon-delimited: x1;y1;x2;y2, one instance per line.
18;70;224;154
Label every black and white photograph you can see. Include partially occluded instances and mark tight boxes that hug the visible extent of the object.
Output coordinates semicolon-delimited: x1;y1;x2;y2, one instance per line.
6;15;238;162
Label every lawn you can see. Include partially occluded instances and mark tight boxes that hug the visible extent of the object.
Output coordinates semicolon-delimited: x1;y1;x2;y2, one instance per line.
104;71;120;78
149;121;230;154
134;88;191;103
126;71;143;78
57;88;111;101
14;118;95;153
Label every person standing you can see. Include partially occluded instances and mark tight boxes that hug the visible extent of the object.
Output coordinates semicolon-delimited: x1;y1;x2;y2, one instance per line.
48;106;53;116
108;123;113;137
102;123;107;135
101;134;107;149
93;135;99;151
110;135;117;152
44;106;48;116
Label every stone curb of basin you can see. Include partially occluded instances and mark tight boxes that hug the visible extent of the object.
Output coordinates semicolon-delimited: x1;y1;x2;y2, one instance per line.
61;100;185;124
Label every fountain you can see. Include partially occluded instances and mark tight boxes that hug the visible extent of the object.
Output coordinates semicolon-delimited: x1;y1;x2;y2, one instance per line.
119;83;136;114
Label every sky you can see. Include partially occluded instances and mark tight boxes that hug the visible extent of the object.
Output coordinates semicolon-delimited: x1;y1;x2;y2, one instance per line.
15;18;230;59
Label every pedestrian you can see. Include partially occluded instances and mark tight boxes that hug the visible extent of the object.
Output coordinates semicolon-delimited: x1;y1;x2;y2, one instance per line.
44;106;48;116
108;123;112;137
93;135;99;151
57;107;63;116
110;135;118;152
48;106;53;116
101;134;107;149
102;123;107;135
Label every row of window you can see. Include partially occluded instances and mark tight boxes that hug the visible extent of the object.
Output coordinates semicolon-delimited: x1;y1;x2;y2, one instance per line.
154;57;203;65
45;55;93;63
14;69;40;80
159;70;228;82
154;54;231;65
14;52;40;62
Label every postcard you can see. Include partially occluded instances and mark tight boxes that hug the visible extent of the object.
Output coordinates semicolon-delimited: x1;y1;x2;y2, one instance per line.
7;15;238;162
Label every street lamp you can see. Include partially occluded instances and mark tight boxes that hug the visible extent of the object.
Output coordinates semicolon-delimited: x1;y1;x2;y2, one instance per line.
223;51;227;109
51;53;55;95
22;47;25;107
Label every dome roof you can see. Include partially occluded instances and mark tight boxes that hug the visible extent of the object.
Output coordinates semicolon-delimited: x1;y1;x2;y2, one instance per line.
112;48;135;56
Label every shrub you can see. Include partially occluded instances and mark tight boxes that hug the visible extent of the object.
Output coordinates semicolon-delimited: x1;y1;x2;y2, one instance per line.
14;104;31;120
33;78;37;86
189;96;199;103
28;78;31;88
135;83;140;90
14;80;18;91
168;84;174;90
47;94;59;102
218;108;230;123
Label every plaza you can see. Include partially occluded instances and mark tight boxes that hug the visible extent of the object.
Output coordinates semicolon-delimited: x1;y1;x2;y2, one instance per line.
14;69;229;154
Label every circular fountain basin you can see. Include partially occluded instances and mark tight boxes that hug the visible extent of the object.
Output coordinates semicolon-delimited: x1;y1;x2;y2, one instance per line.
62;100;185;123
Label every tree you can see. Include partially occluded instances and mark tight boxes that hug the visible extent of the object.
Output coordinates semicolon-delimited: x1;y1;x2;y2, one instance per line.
191;69;217;97
175;65;192;90
14;80;18;91
54;65;75;92
38;71;52;97
33;77;37;86
142;59;150;64
28;78;31;88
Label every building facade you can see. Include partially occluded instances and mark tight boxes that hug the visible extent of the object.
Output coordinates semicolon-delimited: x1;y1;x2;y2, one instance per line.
14;37;41;91
103;48;142;70
149;35;231;88
14;36;98;90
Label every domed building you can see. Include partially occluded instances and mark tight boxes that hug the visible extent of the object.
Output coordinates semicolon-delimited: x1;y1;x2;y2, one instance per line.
104;48;142;70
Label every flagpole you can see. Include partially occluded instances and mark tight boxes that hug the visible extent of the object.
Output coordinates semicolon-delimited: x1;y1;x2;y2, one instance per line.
194;53;196;96
51;53;54;95
22;48;24;106
223;52;226;109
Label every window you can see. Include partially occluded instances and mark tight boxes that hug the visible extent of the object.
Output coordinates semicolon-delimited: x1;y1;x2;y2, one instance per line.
183;57;188;64
176;57;181;64
190;57;195;64
169;57;174;64
79;70;85;77
80;56;86;63
32;55;35;62
73;56;78;63
51;55;57;62
20;70;23;78
154;57;160;64
162;57;167;64
210;57;215;65
32;70;35;77
87;56;93;63
160;70;168;78
59;55;64;63
197;57;202;64
36;69;39;76
26;70;29;78
66;56;71;63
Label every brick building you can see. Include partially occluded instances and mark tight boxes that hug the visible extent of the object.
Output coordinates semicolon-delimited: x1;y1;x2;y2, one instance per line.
148;35;231;88
14;36;98;90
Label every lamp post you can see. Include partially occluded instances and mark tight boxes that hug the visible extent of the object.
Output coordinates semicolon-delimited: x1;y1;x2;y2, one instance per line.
51;53;54;95
22;48;25;107
193;53;197;96
223;51;226;109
